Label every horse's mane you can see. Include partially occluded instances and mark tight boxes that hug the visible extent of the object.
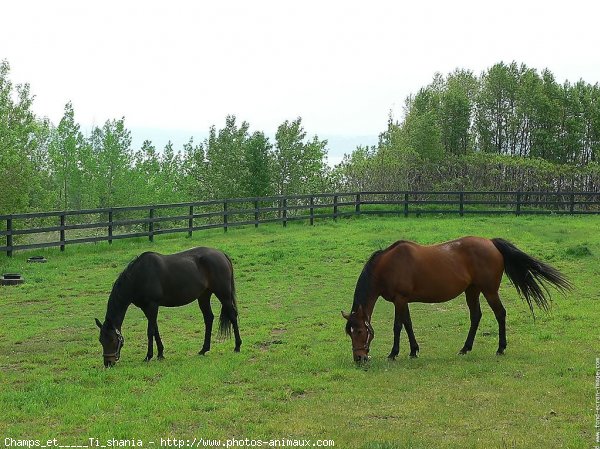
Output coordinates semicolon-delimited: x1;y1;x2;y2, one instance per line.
346;240;408;335
352;240;408;310
108;255;143;310
113;256;140;289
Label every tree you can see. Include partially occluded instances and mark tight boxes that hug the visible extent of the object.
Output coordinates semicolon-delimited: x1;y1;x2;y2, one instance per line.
181;137;207;200
90;118;133;207
204;115;249;199
440;70;477;155
243;131;273;197
274;118;329;195
0;60;45;213
48;102;87;210
158;141;185;203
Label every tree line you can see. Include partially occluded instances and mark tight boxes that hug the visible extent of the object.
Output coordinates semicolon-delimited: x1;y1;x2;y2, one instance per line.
335;61;600;193
0;60;331;214
1;59;599;215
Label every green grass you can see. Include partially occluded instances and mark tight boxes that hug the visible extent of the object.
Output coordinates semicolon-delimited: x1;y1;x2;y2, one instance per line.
0;215;598;448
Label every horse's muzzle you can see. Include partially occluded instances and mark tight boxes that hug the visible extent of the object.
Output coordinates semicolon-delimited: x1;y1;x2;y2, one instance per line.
354;354;370;363
103;358;117;368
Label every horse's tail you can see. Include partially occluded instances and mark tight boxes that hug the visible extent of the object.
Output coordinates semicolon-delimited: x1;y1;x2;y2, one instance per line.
491;238;571;315
218;253;238;339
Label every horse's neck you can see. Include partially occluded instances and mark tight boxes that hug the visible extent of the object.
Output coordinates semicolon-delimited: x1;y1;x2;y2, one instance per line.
352;294;378;321
106;291;131;329
362;296;378;320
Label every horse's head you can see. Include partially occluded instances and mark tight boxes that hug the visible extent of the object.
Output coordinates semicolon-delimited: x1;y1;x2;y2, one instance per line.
342;305;374;363
95;318;124;367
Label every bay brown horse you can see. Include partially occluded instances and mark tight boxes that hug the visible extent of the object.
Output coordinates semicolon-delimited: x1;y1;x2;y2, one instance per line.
95;247;241;367
342;237;571;362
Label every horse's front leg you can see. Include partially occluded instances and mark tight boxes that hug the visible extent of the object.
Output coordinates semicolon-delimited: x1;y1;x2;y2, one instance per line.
145;319;154;361
142;304;164;361
388;303;404;360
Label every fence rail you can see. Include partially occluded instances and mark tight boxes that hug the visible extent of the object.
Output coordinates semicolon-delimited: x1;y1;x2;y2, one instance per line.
2;191;599;256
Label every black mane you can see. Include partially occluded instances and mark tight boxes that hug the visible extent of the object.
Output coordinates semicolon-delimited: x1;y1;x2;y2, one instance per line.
105;255;143;324
352;250;384;310
351;240;408;310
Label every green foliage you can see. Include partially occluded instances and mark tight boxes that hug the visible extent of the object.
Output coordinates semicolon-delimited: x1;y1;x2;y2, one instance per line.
2;57;600;216
274;118;329;195
48;102;90;210
336;61;600;193
90;118;133;207
243;131;273;197
0;60;48;214
205;115;251;199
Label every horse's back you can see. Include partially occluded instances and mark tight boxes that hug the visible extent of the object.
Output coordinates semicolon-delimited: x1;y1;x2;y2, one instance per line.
377;237;504;302
133;247;232;306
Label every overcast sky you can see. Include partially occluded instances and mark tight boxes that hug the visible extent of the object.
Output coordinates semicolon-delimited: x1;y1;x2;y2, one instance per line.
2;0;600;163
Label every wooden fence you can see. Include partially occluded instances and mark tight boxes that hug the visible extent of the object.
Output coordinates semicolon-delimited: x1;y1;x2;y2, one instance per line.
1;191;599;257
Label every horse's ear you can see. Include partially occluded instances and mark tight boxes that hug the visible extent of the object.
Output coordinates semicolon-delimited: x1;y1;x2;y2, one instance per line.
341;311;350;320
95;318;102;329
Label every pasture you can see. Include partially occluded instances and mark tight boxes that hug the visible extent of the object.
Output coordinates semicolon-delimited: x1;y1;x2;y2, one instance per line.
0;215;598;448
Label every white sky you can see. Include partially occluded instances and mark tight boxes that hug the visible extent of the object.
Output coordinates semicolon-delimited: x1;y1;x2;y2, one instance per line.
2;0;600;162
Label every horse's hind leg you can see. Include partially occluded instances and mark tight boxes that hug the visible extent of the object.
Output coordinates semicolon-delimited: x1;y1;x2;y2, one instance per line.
232;317;242;353
214;290;242;352
483;290;507;355
222;296;242;352
401;304;420;358
459;286;482;355
198;291;214;355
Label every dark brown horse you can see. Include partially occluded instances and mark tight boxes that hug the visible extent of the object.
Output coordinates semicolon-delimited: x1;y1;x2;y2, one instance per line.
95;247;241;367
342;237;571;362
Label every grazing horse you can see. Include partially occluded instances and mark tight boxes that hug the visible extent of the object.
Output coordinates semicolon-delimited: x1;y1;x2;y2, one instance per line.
342;237;571;362
95;247;241;367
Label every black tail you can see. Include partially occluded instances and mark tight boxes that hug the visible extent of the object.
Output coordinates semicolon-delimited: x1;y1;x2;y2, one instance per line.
218;254;238;338
492;238;571;315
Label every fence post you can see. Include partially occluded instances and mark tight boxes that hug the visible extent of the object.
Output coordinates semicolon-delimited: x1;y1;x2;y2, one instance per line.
459;192;464;217
333;195;338;221
188;205;194;237
60;213;66;252
310;196;315;226
149;208;155;242
355;193;361;216
254;200;259;228
223;201;228;232
108;210;113;245
282;197;287;227
6;217;12;257
516;192;521;216
404;193;409;217
569;193;575;214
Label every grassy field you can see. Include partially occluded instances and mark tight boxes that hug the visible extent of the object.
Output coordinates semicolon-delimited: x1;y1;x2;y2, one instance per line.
0;215;598;448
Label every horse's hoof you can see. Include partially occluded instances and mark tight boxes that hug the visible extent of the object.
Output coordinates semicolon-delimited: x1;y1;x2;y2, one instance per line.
144;356;152;362
234;347;241;353
157;355;164;360
387;354;397;361
496;349;505;356
458;348;470;355
409;353;419;359
198;349;209;356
